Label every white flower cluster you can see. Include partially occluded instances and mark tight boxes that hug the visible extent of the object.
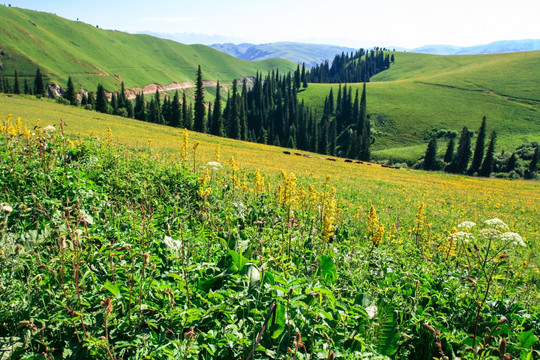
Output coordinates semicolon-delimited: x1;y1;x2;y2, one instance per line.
452;231;474;243
204;161;223;171
2;204;13;213
484;218;509;229
163;235;182;252
457;221;476;229
499;232;526;247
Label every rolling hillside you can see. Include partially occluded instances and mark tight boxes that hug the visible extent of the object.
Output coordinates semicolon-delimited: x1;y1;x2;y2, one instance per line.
0;6;296;92
299;51;540;162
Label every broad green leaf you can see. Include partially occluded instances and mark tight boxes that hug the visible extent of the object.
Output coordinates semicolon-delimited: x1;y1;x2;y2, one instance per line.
271;303;286;339
317;255;337;284
103;280;121;299
518;329;538;349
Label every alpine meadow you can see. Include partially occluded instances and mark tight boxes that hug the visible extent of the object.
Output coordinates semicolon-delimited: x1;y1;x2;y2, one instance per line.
0;3;539;360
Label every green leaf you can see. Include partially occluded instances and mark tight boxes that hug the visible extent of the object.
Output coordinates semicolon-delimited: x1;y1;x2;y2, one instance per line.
317;255;337;284
103;280;121;299
270;303;286;339
228;250;249;272
518;329;538;349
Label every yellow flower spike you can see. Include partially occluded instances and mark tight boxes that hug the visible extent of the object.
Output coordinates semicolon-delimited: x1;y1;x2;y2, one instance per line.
181;129;188;164
254;169;265;193
322;187;337;242
16;117;22;135
215;144;221;163
193;141;200;151
106;127;113;142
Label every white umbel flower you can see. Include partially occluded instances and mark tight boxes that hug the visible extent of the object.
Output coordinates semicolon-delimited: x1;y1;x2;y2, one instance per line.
457;221;476;229
2;204;13;213
499;232;526;247
484;218;509;229
205;161;223;171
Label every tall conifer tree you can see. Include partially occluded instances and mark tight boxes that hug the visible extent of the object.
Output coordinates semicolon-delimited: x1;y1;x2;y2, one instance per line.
193;65;206;133
34;67;46;97
447;127;471;174
64;76;77;105
211;81;223;136
95;84;109;113
423;138;438;171
13;70;21;94
479;130;496;177
444;138;455;163
468;116;487;174
227;79;240;139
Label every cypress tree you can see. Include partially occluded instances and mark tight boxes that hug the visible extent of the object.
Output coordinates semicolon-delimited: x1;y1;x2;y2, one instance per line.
186;104;194;130
182;92;192;129
193;65;206;133
24;79;32;95
0;73;4;93
64;76;78;105
87;92;96;109
479;130;496;177
4;76;10;94
468;116;487;174
227;79;240;139
301;63;307;88
170;91;182;127
206;103;213;132
211;81;223;136
111;93;118;114
444;138;455;163
148;98;162;123
358;83;370;161
447;126;471;174
13;70;21;94
95;84;109;113
294;64;301;90
423;138;438;171
118;82;127;109
34;67;46;97
126;99;134;118
506;153;517;172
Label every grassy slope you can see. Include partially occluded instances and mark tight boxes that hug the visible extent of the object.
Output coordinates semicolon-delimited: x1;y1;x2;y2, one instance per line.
4;95;539;237
298;51;540;162
0;6;296;91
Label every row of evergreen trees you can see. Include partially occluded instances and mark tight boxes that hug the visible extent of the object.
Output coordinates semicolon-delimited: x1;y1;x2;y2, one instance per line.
0;68;47;97
307;48;394;83
75;66;372;160
422;116;539;179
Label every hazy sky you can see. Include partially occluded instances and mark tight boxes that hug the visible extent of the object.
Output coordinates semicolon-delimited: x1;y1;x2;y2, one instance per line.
7;0;540;48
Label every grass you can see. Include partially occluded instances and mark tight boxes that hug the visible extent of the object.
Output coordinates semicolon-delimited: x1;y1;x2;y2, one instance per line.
298;51;540;161
4;94;539;240
0;6;296;91
1;97;539;359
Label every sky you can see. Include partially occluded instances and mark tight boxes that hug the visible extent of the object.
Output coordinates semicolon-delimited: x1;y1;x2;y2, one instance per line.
7;0;540;48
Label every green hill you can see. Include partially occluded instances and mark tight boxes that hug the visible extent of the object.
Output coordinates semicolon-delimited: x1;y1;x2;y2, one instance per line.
298;51;540;163
0;6;296;91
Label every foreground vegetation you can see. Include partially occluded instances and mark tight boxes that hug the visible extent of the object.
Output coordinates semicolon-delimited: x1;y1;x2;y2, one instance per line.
1;110;539;359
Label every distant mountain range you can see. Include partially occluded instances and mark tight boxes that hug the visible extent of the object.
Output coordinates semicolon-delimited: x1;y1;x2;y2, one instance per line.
410;39;540;55
209;42;356;68
139;32;540;66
